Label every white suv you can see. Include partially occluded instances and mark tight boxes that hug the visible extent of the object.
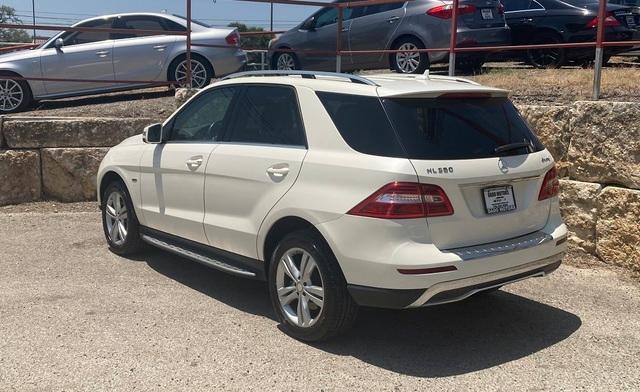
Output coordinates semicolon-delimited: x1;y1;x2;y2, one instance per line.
97;70;567;341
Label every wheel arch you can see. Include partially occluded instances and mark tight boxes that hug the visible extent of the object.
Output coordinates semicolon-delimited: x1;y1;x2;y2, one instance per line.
166;51;216;81
261;216;335;278
0;68;35;100
387;34;429;68
98;170;127;205
270;46;296;69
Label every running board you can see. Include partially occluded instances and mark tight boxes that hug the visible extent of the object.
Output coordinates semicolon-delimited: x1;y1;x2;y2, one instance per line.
141;234;257;278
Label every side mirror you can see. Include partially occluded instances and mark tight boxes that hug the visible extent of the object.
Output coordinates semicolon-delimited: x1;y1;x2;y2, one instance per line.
54;38;64;50
302;17;316;31
143;123;163;144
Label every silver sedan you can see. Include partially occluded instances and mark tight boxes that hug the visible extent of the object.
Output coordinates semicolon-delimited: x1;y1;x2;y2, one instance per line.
0;13;247;113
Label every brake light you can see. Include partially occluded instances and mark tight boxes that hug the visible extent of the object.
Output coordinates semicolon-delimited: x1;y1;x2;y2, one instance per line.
225;31;240;46
538;166;560;200
348;182;454;219
427;3;477;19
497;2;505;14
586;13;621;28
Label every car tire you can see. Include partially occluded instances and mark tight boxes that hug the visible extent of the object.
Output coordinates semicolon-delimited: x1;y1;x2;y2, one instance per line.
168;54;214;89
526;32;566;69
272;51;300;70
268;229;358;342
101;180;145;256
0;73;33;114
390;37;430;74
456;56;485;75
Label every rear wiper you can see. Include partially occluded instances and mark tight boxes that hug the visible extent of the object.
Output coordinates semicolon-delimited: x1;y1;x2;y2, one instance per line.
494;141;532;154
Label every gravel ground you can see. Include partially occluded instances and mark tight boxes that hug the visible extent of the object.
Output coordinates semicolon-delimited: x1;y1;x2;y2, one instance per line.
1;203;639;391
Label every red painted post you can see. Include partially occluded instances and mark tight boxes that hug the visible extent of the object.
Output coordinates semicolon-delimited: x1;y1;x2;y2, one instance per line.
186;0;193;87
336;6;343;72
448;0;460;76
592;0;607;99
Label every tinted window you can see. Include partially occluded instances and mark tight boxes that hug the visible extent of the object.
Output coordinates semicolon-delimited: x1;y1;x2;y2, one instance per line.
170;87;237;142
361;2;404;16
383;97;544;160
316;92;405;157
164;19;188;32
63;19;112;46
112;16;166;39
314;7;354;28
224;86;305;146
503;0;532;11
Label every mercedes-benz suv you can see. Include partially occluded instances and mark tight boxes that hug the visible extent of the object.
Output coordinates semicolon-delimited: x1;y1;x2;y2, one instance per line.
97;70;567;341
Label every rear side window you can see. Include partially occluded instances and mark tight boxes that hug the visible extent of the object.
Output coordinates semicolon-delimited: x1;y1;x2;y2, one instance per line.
383;97;544;160
316;92;405;157
224;85;306;147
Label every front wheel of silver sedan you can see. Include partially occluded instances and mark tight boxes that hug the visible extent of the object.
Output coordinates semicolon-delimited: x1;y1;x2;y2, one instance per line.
168;55;214;89
101;180;144;255
268;229;358;342
0;75;33;114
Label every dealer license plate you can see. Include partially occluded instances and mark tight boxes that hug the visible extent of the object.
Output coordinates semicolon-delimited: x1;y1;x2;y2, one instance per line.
483;185;516;214
481;9;494;19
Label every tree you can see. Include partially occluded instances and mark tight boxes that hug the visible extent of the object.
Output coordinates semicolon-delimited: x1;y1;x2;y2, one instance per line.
0;6;32;43
227;22;273;50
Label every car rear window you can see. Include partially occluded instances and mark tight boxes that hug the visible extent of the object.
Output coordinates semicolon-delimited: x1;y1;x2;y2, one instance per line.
317;92;544;160
383;97;544;160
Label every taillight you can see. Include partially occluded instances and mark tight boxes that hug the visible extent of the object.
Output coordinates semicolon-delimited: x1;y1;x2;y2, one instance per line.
586;13;621;28
427;3;477;19
497;2;505;14
347;182;454;219
225;31;240;46
538;166;560;200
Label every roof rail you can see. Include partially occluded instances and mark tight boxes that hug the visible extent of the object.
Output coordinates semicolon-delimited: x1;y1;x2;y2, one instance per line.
221;70;379;86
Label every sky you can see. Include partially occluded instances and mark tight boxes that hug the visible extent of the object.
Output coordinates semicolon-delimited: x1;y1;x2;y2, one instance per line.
3;0;326;36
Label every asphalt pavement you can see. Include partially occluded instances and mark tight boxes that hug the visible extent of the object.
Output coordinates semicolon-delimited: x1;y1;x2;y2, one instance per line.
1;204;639;391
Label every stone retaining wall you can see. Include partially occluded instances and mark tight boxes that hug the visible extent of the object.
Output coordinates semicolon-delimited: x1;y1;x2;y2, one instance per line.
0;100;638;270
0;116;156;206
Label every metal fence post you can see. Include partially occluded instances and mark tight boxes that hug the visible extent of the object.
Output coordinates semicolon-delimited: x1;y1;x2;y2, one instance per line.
448;0;460;76
336;6;343;73
186;0;193;87
592;0;607;99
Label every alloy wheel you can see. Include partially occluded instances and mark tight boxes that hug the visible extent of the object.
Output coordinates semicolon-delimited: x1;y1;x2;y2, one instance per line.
105;191;129;246
276;53;296;70
175;59;208;88
0;79;24;112
529;48;562;68
275;248;325;328
395;42;421;73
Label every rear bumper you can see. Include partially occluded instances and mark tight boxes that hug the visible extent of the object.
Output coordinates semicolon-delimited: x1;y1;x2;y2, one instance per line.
348;254;562;309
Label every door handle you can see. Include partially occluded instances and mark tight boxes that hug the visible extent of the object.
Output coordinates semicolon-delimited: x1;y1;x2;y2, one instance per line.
95;50;110;57
341;27;350;32
386;16;400;23
185;156;203;170
153;44;167;51
266;166;290;177
520;18;534;23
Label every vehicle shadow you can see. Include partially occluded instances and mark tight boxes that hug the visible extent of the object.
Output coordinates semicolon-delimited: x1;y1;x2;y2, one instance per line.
127;249;581;378
32;88;173;111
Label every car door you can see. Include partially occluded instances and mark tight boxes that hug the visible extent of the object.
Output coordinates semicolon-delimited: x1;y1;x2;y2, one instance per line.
139;86;239;244
39;18;116;95
203;84;307;259
295;5;353;70
504;0;547;45
348;2;406;67
111;15;178;83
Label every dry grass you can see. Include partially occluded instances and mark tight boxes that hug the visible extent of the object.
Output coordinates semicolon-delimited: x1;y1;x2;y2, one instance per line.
467;59;640;105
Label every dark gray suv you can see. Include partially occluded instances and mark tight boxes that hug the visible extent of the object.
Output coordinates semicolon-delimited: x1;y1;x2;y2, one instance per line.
269;0;511;73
